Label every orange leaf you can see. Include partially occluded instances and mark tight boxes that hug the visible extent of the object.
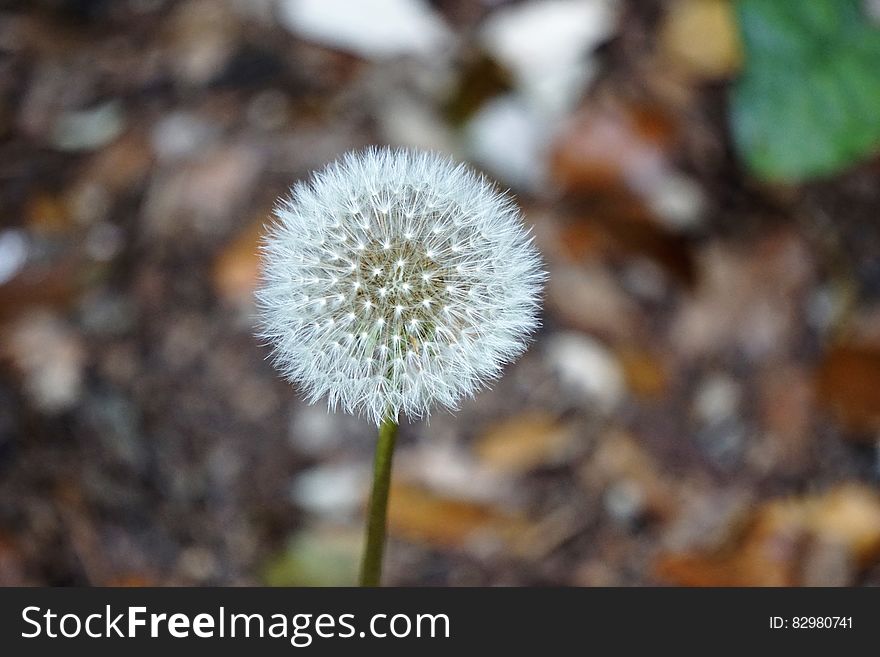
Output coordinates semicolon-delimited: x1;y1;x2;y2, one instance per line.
387;482;526;549
817;344;880;437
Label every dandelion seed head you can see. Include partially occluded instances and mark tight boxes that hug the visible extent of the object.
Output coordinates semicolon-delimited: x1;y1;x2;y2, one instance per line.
257;147;545;425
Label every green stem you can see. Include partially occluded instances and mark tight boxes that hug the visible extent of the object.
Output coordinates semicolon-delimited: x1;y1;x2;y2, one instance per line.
359;415;399;586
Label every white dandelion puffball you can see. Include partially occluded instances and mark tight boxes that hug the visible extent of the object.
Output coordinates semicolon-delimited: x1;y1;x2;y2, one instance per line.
257;147;545;425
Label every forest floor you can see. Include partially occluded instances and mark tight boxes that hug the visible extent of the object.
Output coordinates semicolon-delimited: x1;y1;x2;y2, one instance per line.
2;0;880;586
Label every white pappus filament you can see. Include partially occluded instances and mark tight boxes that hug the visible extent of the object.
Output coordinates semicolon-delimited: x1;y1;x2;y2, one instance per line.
257;147;545;426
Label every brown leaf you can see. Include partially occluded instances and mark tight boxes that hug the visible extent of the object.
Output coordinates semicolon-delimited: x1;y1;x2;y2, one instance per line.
80;133;154;192
807;485;880;566
655;504;802;586
550;100;677;194
443;50;514;125
580;431;677;523
106;574;156;587
25;193;71;234
387;482;527;549
617;347;669;398
0;257;85;321
754;364;815;473
557;220;608;262
558;196;697;286
671;230;813;359
545;264;643;342
817;344;880;438
474;412;578;473
212;218;265;302
658;0;743;80
0;535;29;586
655;485;880;586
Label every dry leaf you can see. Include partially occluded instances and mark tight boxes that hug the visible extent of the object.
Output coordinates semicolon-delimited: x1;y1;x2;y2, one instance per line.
545;264;643;342
106;574;156;587
25;193;71;234
817;344;880;437
80;133;154;192
581;431;676;523
550;100;676;194
213;218;265;302
672;230;813;359
753;364;815;472
474;412;577;473
655;485;880;586
0;535;29;586
659;0;743;80
807;485;880;566
617;347;669;398
387;482;527;549
0;257;84;321
558;195;697;286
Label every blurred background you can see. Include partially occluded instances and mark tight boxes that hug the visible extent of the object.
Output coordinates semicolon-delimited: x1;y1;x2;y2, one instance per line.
2;0;880;586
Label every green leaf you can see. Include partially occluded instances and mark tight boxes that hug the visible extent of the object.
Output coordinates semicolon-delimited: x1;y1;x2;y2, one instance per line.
731;0;880;182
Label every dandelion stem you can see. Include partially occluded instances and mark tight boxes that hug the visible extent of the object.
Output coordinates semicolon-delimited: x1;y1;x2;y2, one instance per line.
359;415;398;586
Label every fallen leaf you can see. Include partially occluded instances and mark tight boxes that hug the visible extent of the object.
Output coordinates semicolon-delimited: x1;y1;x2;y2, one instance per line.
808;484;880;566
550;99;677;194
25;193;71;234
0;257;85;321
617;347;669;398
817;344;880;437
213;218;265;302
655;484;880;586
671;229;813;359
659;0;743;80
580;431;676;523
558;195;697;286
752;364;815;472
474;412;578;473
443;49;514;125
106;575;156;587
80;133;154;193
556;217;608;262
0;535;29;586
387;482;527;549
545;264;643;342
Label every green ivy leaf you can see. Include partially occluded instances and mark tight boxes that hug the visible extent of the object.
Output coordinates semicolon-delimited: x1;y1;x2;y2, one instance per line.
731;0;880;182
